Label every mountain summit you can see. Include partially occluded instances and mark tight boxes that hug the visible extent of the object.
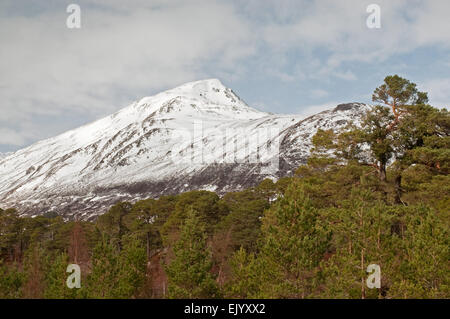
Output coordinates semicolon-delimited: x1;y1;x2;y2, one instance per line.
132;78;266;119
0;81;370;219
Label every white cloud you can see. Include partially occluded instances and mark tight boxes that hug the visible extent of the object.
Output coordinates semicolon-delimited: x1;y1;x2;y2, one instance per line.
0;0;255;147
0;128;26;146
1;0;450;151
333;71;357;81
257;0;450;73
310;89;329;99
421;78;450;108
412;1;450;47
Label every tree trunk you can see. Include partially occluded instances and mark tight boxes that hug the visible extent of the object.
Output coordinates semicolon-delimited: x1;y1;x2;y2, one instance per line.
360;208;366;300
394;174;402;204
361;247;365;300
379;162;387;182
146;231;151;261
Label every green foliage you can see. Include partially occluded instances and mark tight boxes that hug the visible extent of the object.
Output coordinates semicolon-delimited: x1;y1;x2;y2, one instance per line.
254;185;331;298
115;237;147;298
361;106;395;170
22;244;48;298
85;238;120;298
44;252;80;299
226;247;259;298
372;75;428;107
161;191;228;246
0;208;23;261
124;196;176;259
165;208;220;298
318;192;392;299
0;261;25;298
386;205;449;298
96;202;132;248
215;188;269;253
85;236;146;299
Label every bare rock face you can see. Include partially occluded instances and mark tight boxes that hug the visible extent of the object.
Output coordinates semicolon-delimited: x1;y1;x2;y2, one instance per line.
333;103;365;112
0;79;370;220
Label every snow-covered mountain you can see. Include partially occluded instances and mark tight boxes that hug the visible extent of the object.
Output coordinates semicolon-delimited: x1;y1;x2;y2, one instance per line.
0;79;370;219
0;152;12;160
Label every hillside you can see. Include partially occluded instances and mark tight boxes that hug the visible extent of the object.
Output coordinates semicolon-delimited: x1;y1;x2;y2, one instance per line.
0;79;369;219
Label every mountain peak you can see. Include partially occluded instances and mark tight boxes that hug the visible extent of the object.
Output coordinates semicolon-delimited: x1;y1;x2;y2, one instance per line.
135;78;266;119
163;78;228;98
176;78;225;90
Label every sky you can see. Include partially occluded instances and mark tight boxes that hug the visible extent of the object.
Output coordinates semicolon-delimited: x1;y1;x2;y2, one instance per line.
1;0;450;153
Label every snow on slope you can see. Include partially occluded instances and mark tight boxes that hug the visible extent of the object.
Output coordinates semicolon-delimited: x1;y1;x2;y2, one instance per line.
0;152;12;160
0;79;370;219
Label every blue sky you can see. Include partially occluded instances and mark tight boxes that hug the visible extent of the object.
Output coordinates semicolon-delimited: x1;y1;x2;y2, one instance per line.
1;0;450;152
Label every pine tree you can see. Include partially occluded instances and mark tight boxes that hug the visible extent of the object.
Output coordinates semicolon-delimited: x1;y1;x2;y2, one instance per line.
386;205;449;298
255;184;331;298
114;237;147;298
361;75;428;181
161;191;227;247
96;202;132;251
22;244;47;299
165;208;220;298
226;247;259;298
85;238;120;298
124;198;168;261
86;236;146;298
372;75;428;129
319;192;390;299
44;252;80;299
0;208;23;262
0;261;24;298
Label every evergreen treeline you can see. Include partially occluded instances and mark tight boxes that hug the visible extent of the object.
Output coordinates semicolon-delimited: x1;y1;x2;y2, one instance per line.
0;75;448;299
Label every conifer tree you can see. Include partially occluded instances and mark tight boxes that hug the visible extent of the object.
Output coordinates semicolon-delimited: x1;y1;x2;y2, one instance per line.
44;252;80;299
319;191;390;299
0;208;23;262
255;185;331;298
86;238;120;298
226;247;259;298
97;202;132;251
372;75;428;129
86;236;147;299
22;244;47;299
386;205;449;298
125;198;169;261
0;261;24;298
165;208;219;298
115;237;147;298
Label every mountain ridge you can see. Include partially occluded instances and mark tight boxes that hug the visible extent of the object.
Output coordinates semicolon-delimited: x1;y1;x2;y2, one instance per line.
0;80;371;219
